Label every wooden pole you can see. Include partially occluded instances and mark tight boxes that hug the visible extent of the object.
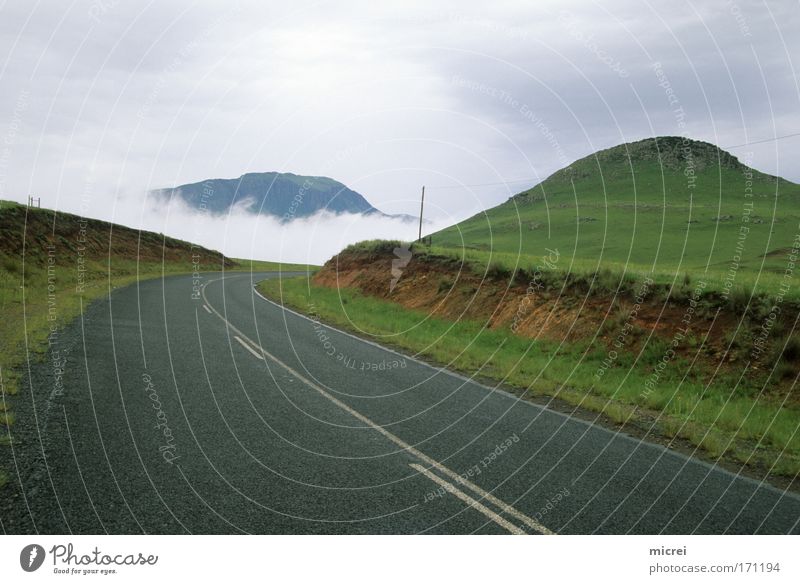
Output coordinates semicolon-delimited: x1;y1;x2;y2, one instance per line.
417;186;425;242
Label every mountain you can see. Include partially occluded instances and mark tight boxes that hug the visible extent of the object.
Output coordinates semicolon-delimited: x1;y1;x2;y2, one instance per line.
152;172;387;220
432;136;800;277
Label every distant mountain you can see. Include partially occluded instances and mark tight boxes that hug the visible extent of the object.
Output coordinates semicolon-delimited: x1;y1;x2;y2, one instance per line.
152;172;402;221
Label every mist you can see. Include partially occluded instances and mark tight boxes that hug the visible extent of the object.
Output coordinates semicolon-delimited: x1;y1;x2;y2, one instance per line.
55;189;460;265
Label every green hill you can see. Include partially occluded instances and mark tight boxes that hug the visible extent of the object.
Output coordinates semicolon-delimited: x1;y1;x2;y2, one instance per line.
432;136;800;294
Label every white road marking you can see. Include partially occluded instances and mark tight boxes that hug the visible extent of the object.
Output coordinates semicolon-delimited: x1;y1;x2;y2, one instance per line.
202;280;553;535
203;305;212;314
234;335;264;360
409;463;525;534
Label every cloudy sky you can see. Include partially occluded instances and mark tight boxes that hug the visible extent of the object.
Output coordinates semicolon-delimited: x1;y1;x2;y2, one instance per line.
1;0;798;263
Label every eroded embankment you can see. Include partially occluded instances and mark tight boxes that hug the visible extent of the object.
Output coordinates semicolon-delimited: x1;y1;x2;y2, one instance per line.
313;245;800;403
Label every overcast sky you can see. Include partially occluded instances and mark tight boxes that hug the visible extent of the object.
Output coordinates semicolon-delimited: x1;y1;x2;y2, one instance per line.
1;0;798;263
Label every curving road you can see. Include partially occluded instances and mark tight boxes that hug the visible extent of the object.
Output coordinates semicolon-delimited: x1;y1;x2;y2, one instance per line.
1;272;799;534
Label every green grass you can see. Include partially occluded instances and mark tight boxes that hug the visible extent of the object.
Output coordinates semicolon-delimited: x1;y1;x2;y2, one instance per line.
430;137;800;301
259;275;800;478
229;258;318;273
415;243;800;307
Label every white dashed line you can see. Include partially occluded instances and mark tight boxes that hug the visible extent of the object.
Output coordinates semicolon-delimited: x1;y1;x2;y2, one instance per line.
234;335;264;360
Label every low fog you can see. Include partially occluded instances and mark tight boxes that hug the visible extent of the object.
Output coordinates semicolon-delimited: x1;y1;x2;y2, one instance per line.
57;189;462;265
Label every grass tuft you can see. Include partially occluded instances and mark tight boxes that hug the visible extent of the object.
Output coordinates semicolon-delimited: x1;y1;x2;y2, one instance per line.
0;411;15;427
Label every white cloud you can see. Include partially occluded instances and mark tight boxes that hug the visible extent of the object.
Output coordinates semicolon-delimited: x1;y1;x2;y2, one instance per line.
95;193;454;265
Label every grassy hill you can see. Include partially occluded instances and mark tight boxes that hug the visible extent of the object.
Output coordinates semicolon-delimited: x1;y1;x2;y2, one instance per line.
431;136;800;296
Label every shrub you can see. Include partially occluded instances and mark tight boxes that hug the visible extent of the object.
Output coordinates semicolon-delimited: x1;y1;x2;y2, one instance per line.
781;336;800;363
594;268;619;295
727;285;751;314
486;262;512;280
723;328;743;350
776;361;797;381
601;301;633;334
640;337;672;368
2;257;20;274
750;294;774;321
342;239;409;256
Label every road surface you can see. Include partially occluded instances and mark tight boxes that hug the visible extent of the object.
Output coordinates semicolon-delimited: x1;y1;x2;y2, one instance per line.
2;272;799;534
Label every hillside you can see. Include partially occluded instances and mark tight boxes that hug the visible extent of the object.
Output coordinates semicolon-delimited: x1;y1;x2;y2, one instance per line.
0;200;236;398
0;201;233;266
432;136;800;283
153;172;383;220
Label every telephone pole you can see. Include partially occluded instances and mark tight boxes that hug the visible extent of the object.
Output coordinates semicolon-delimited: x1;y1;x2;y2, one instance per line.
417;185;425;242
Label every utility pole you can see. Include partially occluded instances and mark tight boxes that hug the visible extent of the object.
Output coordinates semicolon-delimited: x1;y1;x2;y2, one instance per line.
417;185;425;242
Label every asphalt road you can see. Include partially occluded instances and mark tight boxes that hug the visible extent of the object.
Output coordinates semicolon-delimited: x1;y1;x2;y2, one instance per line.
2;271;799;534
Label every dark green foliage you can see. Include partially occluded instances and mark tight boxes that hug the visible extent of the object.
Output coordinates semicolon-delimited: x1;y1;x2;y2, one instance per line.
3;257;20;274
486;262;512;280
152;172;380;219
341;239;408;256
781;336;800;363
